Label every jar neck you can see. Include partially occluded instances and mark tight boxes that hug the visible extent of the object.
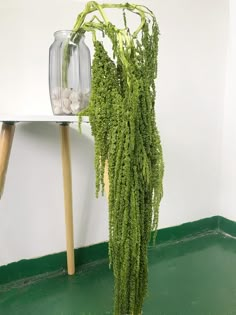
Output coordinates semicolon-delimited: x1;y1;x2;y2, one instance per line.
53;30;85;44
54;30;73;39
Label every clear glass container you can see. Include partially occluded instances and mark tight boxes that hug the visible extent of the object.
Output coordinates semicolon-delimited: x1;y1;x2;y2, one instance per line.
49;30;91;115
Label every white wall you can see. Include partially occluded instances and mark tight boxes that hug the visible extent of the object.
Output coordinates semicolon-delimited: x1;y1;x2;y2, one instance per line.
157;0;228;227
0;0;229;266
220;0;236;220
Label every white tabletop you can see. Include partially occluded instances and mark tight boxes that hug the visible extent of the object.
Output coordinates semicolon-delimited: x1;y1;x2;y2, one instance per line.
0;115;89;123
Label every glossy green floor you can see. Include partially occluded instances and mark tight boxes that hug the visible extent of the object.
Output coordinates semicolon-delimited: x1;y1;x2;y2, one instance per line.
1;233;236;315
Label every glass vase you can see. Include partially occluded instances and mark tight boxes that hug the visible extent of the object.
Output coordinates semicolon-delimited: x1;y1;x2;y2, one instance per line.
49;30;91;115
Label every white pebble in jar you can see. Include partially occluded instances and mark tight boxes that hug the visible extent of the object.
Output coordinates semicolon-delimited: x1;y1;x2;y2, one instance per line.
52;99;61;108
62;88;71;98
50;87;91;115
54;106;63;115
62;98;72;114
62;98;71;109
69;91;80;102
52;99;63;114
62;106;72;114
51;87;62;99
82;95;90;108
70;102;80;114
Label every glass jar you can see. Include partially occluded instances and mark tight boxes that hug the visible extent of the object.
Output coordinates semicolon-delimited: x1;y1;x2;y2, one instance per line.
49;30;91;115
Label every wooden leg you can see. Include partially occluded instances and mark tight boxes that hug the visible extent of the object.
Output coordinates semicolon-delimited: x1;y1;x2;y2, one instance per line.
0;122;15;199
60;123;75;275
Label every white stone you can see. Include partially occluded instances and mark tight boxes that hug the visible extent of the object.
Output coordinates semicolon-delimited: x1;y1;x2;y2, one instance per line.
51;87;61;99
84;88;90;95
62;105;72;114
69;91;80;102
62;98;71;109
53;106;63;115
62;88;71;98
52;99;61;108
70;102;80;114
52;100;63;115
82;95;90;108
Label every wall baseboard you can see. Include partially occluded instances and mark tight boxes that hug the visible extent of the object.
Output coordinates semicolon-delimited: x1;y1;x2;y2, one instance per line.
1;215;233;286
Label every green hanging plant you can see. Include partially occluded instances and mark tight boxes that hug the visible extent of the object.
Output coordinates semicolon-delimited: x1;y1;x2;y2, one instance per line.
69;2;164;314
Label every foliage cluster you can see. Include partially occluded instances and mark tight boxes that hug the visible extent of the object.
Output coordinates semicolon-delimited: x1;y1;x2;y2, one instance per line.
70;2;164;313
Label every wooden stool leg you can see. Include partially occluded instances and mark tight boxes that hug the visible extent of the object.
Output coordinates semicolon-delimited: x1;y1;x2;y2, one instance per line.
60;123;75;275
0;122;15;199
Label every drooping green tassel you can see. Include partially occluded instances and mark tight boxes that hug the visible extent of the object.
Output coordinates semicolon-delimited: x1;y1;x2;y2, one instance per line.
74;3;164;314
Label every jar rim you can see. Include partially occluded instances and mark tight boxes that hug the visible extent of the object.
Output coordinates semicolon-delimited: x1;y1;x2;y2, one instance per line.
54;30;75;38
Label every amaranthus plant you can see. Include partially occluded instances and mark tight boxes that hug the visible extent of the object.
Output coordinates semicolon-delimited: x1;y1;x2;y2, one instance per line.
69;2;164;314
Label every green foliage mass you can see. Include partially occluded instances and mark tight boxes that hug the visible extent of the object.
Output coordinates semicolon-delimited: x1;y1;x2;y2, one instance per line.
71;2;164;314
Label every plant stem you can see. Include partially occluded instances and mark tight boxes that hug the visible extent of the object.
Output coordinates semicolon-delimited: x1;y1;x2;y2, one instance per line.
72;2;149;38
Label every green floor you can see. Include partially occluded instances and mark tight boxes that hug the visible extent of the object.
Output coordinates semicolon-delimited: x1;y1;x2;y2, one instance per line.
1;233;236;315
